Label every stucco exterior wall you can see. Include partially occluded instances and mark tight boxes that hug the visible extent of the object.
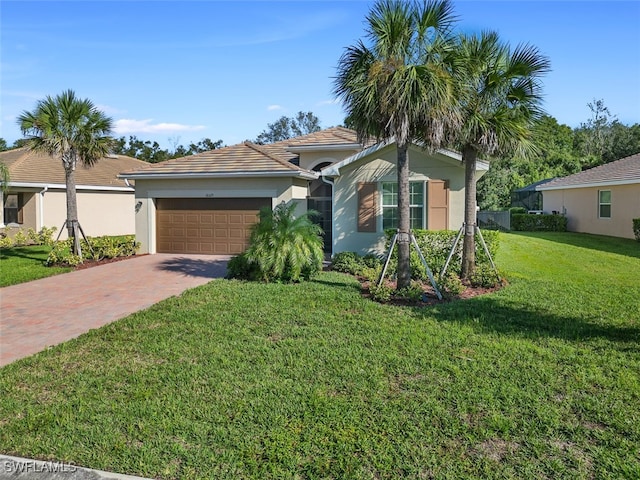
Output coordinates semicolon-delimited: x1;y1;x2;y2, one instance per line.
133;177;310;254
41;190;136;239
331;144;470;255
542;184;640;239
1;188;135;239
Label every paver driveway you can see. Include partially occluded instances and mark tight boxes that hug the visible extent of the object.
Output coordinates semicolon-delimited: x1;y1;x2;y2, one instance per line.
0;254;229;367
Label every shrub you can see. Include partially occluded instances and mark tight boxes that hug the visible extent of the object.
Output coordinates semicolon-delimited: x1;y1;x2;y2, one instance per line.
509;207;527;216
633;218;640;242
470;264;502;288
12;229;28;247
511;213;567;232
360;265;382;283
369;283;393;303
437;272;465;299
0;235;13;249
226;252;260;281
331;251;363;275
331;251;382;276
396;281;424;302
0;226;58;249
383;229;500;280
82;235;139;260
241;203;324;282
46;235;139;266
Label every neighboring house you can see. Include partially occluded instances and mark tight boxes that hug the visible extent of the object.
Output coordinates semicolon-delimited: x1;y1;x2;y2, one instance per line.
0;148;148;239
537;153;640;239
119;127;488;256
511;178;554;212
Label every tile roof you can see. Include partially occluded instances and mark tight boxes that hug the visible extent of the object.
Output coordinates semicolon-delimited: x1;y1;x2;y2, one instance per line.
119;141;316;178
537;153;640;190
0;148;147;188
119;127;368;178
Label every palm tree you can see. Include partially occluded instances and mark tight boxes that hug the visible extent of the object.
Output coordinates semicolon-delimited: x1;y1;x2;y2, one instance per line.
334;0;459;289
245;203;324;282
17;90;113;257
452;32;550;280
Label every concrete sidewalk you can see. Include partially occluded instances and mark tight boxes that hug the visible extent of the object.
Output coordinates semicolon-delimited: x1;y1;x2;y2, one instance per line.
0;253;229;367
0;454;152;479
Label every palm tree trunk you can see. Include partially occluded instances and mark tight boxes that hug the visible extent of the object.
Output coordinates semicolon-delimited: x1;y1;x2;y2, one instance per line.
461;145;477;280
65;166;81;256
397;143;411;290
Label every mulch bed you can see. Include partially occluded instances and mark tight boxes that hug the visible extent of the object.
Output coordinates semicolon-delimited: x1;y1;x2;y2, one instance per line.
73;254;147;270
359;276;506;307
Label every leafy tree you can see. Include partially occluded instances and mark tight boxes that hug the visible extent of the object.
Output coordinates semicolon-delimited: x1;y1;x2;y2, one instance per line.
0;161;9;193
111;135;170;163
244;203;324;282
452;31;549;279
0;138;8;152
255;111;321;144
604;121;640;163
111;135;223;162
573;99;614;167
334;0;459;290
17;90;113;257
188;138;223;153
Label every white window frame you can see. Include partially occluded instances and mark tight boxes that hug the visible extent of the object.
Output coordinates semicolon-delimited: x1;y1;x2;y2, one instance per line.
598;190;611;219
381;181;425;230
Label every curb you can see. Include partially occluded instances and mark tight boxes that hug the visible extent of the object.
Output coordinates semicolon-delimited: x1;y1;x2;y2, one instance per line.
0;455;153;479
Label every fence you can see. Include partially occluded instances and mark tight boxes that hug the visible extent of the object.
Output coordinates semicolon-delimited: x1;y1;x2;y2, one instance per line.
477;211;511;231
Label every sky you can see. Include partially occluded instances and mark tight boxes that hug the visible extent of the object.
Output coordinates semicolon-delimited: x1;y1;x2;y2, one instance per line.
1;0;639;150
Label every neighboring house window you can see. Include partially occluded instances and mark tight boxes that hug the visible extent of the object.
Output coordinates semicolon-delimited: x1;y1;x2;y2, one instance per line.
599;190;611;218
3;193;23;224
381;182;424;230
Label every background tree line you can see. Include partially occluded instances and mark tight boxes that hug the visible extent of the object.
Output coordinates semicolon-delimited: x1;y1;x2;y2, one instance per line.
2;103;637;211
477;100;640;210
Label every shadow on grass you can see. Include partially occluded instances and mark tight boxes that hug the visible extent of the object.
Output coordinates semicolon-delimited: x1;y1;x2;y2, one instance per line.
509;231;640;259
0;246;50;263
417;295;640;347
154;257;229;279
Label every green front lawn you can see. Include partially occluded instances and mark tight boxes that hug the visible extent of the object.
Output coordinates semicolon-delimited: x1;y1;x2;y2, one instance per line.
0;232;638;479
0;245;72;287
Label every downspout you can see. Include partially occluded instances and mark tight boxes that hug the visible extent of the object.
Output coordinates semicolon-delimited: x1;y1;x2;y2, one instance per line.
321;174;335;259
39;186;48;230
124;178;132;188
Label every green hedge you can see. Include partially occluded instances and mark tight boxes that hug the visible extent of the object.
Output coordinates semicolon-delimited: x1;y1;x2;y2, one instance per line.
511;214;567;232
383;229;500;280
633;218;640;242
46;235;140;266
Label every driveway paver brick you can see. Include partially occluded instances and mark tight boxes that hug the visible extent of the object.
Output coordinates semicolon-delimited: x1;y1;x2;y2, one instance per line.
0;253;229;367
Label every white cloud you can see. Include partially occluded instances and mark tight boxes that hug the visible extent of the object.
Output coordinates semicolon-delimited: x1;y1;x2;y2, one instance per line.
95;104;126;115
114;118;206;134
267;104;284;111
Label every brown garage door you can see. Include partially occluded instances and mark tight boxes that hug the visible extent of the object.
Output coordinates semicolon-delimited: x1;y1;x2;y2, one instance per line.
156;198;270;254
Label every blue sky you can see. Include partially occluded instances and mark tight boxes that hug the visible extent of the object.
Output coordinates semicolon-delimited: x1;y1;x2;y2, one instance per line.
2;1;639;150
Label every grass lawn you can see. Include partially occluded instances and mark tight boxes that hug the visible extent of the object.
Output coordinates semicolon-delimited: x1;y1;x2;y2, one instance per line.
0;245;72;287
0;232;638;479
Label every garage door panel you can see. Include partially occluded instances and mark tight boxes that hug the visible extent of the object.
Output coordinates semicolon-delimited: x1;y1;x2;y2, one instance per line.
229;228;245;239
156;198;270;254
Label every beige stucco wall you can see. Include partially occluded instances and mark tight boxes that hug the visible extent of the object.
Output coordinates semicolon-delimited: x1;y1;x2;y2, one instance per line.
1;188;135;239
331;144;472;256
542;183;640;239
133;176;310;254
42;190;136;239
